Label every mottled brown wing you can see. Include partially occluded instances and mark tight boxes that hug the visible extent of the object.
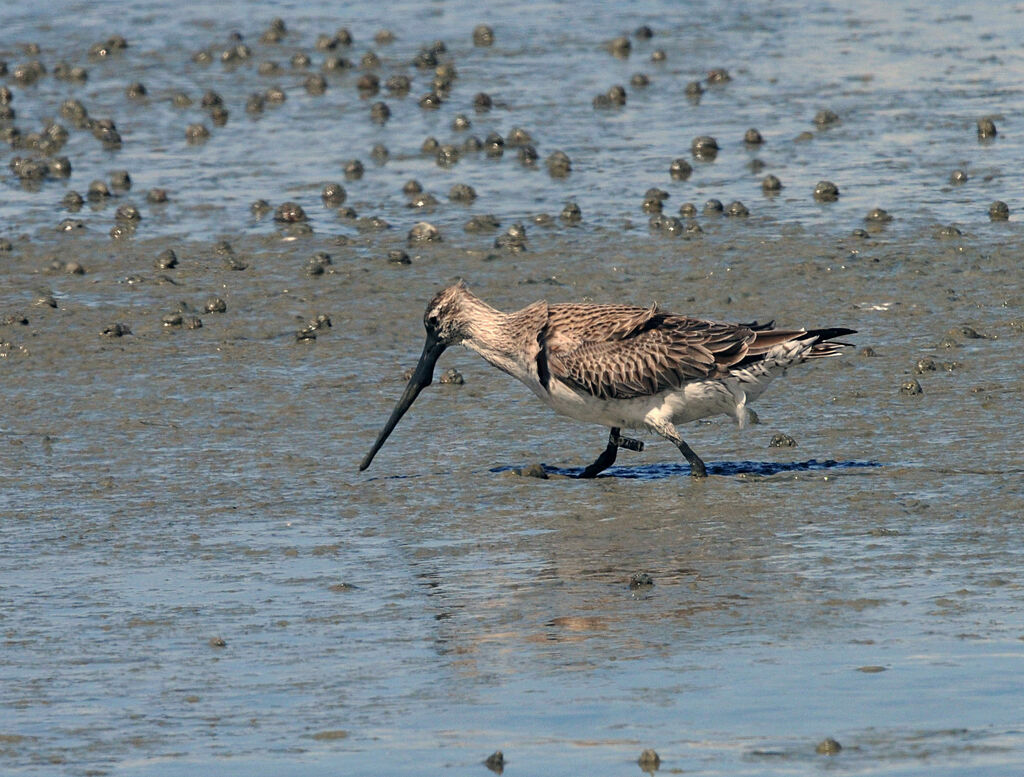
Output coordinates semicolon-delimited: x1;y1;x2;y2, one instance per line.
546;314;760;400
545;302;661;344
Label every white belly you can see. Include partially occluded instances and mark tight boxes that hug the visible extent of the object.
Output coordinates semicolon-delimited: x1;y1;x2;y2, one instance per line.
538;377;747;431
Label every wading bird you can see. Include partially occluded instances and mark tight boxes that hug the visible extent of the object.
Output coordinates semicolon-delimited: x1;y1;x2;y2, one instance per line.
360;282;854;478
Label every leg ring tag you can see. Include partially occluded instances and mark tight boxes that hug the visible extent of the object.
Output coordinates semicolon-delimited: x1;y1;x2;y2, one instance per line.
613;435;644;452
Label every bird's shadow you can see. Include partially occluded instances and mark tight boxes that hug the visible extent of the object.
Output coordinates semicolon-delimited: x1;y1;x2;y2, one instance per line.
492;458;882;480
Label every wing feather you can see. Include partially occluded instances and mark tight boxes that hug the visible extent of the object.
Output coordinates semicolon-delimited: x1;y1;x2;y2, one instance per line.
545;311;760;400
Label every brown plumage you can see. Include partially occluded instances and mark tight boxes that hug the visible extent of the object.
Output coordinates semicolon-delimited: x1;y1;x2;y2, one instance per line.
360;282;856;478
543;303;848;401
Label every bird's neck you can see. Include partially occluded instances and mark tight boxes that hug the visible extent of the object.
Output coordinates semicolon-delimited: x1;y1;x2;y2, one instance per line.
460;298;544;378
462;305;518;372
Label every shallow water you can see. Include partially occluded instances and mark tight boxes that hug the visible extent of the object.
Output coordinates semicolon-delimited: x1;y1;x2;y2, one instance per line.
2;1;1024;775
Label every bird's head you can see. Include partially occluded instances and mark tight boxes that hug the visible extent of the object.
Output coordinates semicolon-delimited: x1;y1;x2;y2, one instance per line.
422;281;474;346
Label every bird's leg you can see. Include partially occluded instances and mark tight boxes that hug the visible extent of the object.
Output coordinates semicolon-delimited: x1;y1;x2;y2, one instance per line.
676;439;707;478
610;431;644;452
651;421;708;478
578;427;620;479
578;428;646;478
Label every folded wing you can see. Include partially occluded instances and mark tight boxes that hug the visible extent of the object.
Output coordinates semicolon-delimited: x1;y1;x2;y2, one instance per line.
545;310;792;400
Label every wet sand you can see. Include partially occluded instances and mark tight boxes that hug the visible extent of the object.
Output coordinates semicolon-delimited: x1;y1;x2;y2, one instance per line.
2;1;1023;775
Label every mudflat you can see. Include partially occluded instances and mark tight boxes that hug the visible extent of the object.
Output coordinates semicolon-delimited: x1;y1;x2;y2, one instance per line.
2;1;1022;775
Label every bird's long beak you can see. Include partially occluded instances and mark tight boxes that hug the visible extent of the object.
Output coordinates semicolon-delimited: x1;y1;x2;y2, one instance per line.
359;332;447;471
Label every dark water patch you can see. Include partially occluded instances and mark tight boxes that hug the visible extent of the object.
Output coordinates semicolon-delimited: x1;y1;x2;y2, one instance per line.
493;458;882;480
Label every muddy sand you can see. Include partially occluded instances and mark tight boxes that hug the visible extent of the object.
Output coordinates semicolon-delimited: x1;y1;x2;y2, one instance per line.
2;1;1023;775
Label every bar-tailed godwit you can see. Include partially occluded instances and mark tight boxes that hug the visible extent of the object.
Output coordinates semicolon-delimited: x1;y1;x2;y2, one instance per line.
360;282;855;478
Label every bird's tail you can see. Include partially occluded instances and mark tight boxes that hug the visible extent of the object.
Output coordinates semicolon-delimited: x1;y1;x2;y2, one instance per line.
800;327;857;359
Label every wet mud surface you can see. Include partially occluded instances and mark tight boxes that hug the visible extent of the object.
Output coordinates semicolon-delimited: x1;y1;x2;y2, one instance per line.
2;1;1024;775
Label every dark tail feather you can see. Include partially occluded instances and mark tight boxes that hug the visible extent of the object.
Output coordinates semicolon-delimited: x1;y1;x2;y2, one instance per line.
802;327;857;358
740;319;776;331
805;327;857;342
